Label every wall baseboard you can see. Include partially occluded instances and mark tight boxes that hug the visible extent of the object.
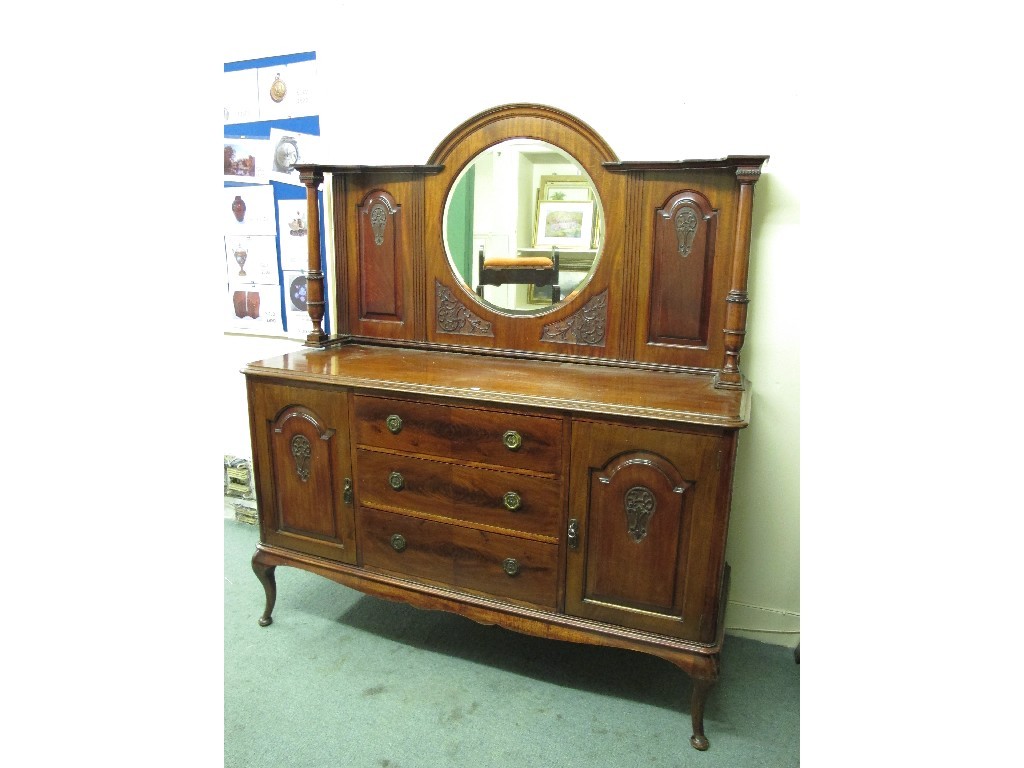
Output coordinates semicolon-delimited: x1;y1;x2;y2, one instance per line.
724;600;800;648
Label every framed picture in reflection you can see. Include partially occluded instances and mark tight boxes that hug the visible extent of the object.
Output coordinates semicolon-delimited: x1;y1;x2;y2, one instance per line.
534;201;595;249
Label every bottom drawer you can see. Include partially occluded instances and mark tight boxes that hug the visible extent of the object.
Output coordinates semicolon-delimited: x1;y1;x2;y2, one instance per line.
357;506;558;610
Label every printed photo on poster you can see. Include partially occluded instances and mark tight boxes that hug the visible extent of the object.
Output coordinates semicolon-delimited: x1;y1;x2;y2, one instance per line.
224;138;269;182
277;200;309;270
223;68;259;124
283;271;309;312
256;60;318;121
268;128;320;185
225;185;276;235
225;235;279;285
282;270;311;335
226;283;283;333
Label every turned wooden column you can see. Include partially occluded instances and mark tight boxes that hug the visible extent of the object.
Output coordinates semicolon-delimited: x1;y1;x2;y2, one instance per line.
714;164;762;389
299;166;328;346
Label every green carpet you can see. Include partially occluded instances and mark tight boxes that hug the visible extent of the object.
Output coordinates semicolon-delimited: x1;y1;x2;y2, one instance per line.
225;519;798;766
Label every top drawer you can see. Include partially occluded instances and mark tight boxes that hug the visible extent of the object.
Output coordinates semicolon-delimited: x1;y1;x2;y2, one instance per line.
353;394;562;475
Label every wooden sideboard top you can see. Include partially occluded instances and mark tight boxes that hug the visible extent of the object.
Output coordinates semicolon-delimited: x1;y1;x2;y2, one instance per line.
243;343;750;428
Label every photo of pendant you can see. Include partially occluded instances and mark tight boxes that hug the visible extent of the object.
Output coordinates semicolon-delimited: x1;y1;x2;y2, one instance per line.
270;73;286;103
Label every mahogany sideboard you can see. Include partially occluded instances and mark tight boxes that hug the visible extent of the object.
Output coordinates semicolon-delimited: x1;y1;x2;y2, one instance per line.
245;104;767;751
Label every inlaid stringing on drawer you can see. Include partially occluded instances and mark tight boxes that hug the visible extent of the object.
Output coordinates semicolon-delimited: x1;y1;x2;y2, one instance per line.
353;394;562;474
357;506;559;610
355;449;561;540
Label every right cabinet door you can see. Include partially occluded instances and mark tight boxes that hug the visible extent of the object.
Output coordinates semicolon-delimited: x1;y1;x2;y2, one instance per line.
565;419;733;643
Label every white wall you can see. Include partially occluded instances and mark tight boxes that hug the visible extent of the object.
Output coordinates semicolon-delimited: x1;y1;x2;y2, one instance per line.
221;4;800;647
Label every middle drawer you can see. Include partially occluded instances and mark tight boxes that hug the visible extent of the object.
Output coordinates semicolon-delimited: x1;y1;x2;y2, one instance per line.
356;449;562;540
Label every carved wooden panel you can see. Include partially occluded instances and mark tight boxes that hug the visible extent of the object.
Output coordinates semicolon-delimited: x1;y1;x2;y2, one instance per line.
648;190;718;347
270;405;340;539
435;281;494;337
541;291;608;347
250;382;356;563
357;190;404;322
565;419;728;641
584;450;690;615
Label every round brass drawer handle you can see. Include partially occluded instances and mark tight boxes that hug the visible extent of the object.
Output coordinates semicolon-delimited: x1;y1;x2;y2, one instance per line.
502;558;520;576
502;430;522;451
503;491;522;511
391;533;407;552
388;471;404;490
386;414;403;434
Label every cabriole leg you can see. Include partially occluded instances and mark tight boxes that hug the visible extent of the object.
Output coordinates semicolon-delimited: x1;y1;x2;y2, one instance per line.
689;677;715;751
251;551;277;627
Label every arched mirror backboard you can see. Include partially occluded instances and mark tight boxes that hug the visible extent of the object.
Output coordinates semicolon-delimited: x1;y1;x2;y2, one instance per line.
442;138;604;314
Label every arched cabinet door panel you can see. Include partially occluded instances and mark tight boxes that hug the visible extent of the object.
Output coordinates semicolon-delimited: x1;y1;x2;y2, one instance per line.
249;381;356;563
565;419;733;643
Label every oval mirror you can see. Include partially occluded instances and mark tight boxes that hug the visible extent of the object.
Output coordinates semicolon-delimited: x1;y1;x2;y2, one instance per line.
442;138;603;314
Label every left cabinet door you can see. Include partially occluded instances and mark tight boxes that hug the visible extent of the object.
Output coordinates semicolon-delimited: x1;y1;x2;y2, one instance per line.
248;380;357;563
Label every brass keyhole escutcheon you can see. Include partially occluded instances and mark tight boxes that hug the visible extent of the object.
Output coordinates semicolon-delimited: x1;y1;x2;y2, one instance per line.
388;471;404;490
386;414;403;434
503;491;522;511
502;558;520;576
343;477;353;505
502;430;522;451
390;533;407;552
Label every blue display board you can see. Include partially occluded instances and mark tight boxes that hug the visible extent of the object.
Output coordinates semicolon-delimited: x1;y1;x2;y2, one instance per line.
223;51;327;335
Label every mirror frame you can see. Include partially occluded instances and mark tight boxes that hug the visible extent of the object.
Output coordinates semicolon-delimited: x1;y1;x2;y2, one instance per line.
422;104;627;358
441;136;604;315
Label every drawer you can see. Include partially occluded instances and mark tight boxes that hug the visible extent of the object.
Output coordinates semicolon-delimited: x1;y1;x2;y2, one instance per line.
357;506;559;610
356;449;562;539
353;394;562;474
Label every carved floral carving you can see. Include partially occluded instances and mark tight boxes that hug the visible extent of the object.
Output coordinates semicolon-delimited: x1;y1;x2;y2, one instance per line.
290;434;311;482
541;290;607;346
435;281;493;336
369;203;387;246
624;485;656;542
674;206;699;257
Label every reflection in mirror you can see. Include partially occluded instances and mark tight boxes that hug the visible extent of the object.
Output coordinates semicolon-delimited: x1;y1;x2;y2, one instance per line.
443;139;603;314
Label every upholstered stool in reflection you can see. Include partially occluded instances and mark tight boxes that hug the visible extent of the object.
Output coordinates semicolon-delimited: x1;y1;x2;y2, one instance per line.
476;247;560;302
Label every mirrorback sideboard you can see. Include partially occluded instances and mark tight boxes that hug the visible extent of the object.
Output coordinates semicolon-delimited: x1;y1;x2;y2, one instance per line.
244;104;768;751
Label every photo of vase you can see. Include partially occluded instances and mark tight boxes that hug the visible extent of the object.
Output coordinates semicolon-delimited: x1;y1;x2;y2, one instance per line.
245;291;261;319
233;246;248;277
231;194;246;222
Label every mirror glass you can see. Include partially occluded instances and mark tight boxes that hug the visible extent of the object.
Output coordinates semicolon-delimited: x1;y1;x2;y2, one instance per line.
443;138;603;314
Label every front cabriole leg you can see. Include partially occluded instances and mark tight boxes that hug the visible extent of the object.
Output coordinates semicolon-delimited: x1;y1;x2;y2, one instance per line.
667;651;720;751
251;550;277;627
689;676;715;750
